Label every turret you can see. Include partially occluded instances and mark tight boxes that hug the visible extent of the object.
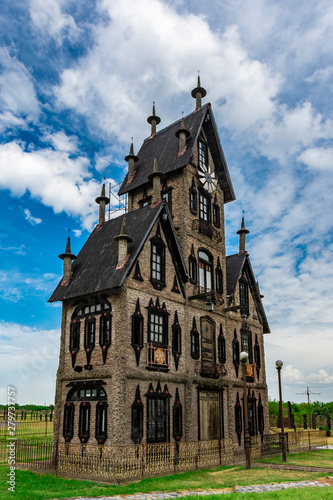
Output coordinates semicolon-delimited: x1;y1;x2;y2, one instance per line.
147;102;161;136
191;74;207;110
175;114;190;154
114;217;132;268
58;231;76;282
148;158;164;204
95;183;110;225
236;213;249;254
125;140;139;182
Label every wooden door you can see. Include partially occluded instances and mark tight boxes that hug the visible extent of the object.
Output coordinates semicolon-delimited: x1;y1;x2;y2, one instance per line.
201;317;216;362
199;390;221;441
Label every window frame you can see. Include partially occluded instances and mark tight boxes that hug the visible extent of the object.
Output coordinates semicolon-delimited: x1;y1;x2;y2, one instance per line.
198;140;208;170
213;198;220;228
199;190;211;224
198;249;214;292
78;402;91;443
172;388;183;441
239;279;249;316
172;312;181;370
190;318;200;360
95;401;108;444
189;178;197;214
132;299;144;366
150;231;166;290
63;402;75;442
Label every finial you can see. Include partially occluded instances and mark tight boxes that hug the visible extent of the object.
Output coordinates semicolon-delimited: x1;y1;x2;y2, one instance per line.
114;215;133;268
147;102;161;136
59;229;76;281
237;212;249;254
148;158;164;204
191;73;207;110
95;182;110;225
175;114;190;153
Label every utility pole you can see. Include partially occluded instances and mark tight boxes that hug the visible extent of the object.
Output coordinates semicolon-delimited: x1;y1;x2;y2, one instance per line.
296;387;320;430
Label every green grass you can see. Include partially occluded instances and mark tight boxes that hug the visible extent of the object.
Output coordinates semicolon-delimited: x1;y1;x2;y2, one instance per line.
0;464;330;500
258;449;333;468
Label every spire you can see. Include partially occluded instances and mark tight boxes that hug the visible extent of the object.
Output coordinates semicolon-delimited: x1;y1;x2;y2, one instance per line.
236;212;249;254
59;230;76;282
124;140;139;180
148;158;164;204
95;182;110;225
147;102;161;136
191;72;207;110
114;216;133;268
175;114;190;154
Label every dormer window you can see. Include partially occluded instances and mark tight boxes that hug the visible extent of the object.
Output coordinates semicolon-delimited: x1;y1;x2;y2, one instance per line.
138;187;152;208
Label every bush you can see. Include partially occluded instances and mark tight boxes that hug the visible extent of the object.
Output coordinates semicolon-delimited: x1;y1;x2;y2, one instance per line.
319;426;331;437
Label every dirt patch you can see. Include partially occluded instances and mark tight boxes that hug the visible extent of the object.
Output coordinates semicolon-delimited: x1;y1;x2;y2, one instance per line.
318;476;333;485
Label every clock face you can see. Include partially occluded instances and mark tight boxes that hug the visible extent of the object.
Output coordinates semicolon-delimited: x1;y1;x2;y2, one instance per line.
198;164;218;193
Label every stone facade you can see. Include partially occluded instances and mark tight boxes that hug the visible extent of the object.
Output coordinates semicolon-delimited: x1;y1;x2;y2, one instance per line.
51;84;271;456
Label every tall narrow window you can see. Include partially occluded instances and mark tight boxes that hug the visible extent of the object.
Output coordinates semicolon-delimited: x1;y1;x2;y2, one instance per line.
241;326;253;363
79;402;90;443
247;391;257;436
198;140;208;169
84;318;95;365
235;393;242;446
172;311;181;370
173;388;183;441
95;401;108;444
131;386;143;444
218;324;226;364
70;321;80;367
215;257;223;295
254;334;261;379
100;313;111;364
239;279;249;316
199;191;211;223
63;403;74;442
213;195;220;227
189;177;197;214
258;394;264;435
198;250;213;291
232;329;240;377
190;317;200;359
132;299;144;366
161;180;172;214
189;245;197;284
150;225;166;290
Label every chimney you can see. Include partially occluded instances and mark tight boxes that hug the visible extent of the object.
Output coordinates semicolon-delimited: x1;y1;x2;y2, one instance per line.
59;231;76;282
175;114;190;154
148;158;164;204
95;183;110;225
124;140;139;181
114;216;132;268
191;74;207;110
147;102;161;136
236;213;249;254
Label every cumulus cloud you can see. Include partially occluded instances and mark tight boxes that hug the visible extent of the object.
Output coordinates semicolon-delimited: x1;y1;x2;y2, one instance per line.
29;0;79;42
0;47;40;130
298;147;333;171
0;321;60;405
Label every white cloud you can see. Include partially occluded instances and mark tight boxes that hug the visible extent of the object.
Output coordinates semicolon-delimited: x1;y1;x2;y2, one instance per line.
0;140;120;230
0;270;60;302
24;208;42;225
0;321;60;405
29;0;79;42
298;147;333;171
306;66;333;84
0;47;40;130
43;130;78;153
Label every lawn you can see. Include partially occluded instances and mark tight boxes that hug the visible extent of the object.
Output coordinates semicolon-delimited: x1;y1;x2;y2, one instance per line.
258;449;333;468
0;463;331;500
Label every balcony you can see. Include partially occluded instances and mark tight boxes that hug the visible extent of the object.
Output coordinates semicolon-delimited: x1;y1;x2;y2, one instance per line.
146;343;169;372
188;286;224;306
192;219;222;243
195;360;227;379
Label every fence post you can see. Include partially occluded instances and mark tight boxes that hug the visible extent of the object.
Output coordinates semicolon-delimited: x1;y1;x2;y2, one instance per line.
218;439;222;465
45;414;48;437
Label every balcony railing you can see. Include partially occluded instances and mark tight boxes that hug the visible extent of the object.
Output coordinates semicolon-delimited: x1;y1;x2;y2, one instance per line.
192;219;222;243
146;343;169;371
195;360;227;379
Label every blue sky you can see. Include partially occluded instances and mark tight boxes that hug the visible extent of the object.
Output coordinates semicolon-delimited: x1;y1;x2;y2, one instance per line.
1;0;333;405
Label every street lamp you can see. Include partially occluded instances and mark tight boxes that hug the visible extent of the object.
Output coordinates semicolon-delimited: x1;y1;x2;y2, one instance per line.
275;360;287;462
240;351;251;469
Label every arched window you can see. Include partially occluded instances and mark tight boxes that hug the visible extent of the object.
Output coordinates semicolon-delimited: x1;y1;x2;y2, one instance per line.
198;250;213;291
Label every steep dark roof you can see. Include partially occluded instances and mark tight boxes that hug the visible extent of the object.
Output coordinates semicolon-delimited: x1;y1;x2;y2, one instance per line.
49;203;186;303
118;104;235;203
226;253;270;334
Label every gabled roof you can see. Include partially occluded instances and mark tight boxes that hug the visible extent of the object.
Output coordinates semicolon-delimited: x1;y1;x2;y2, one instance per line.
226;253;270;334
118;104;235;203
49;202;187;303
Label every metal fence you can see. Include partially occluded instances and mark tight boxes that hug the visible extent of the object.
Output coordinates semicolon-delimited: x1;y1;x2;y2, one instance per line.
0;430;327;481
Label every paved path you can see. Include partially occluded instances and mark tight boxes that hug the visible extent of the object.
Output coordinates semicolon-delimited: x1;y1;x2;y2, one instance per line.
254;462;333;473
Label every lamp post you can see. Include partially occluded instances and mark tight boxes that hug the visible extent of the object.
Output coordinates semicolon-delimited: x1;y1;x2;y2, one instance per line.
240;351;251;469
276;360;287;462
